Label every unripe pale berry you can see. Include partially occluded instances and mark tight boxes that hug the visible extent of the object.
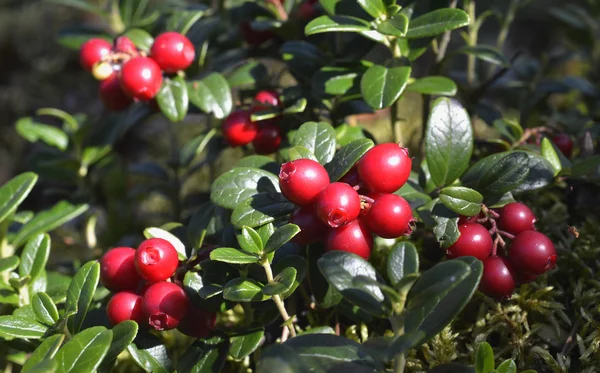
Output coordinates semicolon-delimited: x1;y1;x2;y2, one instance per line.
446;223;493;261
279;159;330;206
150;32;195;73
222;110;258;147
315;182;361;228
99;73;133;112
366;194;413;238
358;143;412;194
289;205;328;245
497;202;536;235
254;90;280;110
80;38;112;71
106;291;144;326
252;122;282;154
92;61;114;81
142;282;189;330
120;57;163;101
325;220;373;259
509;230;557;275
134;238;179;282
100;247;143;292
479;256;516;299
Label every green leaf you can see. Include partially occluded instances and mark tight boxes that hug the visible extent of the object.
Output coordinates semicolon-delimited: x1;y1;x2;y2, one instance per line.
231;192;295;229
335;124;367;146
305;15;372;35
237;226;263;255
122;28;153;52
210;167;279;210
387;241;419;288
291;122;337;164
25;360;58;373
312;67;362;97
178;336;229;373
179;128;218;166
425;97;473;188
65;261;100;334
542;137;571;176
228;61;268;88
19;234;51;281
396;180;432;210
156;76;189;122
377;14;409;36
431;202;460;248
406;76;457;96
143;227;187;261
325;139;374;182
32;292;59;326
223;278;269;302
229;328;264;359
273;256;307;299
81;146;111;168
361;60;411;109
265;224;300;254
12;201;88;248
127;333;171;373
263;267;297;296
439;186;483;216
0;172;38;225
308;245;342;308
102;321;138;365
16;117;68;151
0;256;19;272
22;334;65;373
165;6;206;35
496;360;517;373
55;326;112;373
405;8;470;39
188;73;232;119
357;0;387;18
284;146;318;162
0;316;47;339
475;342;495;373
210;247;260;264
453;45;510;67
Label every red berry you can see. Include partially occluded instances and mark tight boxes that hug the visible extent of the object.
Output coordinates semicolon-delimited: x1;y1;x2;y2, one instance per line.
339;166;361;188
106;291;144;326
142;282;189;330
80;38;112;71
279;159;330;206
479;257;516;299
509;230;557;275
99;73;133;111
447;223;493;261
177;304;216;338
150;32;195;73
516;271;537;284
222;110;258;147
252;122;282;154
113;36;138;56
315;182;361;228
325;220;373;259
497;202;536;236
134;238;179;282
120;57;163;101
240;22;275;46
458;215;480;225
254;90;280;110
100;247;143;292
298;1;317;21
552;133;573;158
358;143;412;194
289;205;328;245
366;194;413;238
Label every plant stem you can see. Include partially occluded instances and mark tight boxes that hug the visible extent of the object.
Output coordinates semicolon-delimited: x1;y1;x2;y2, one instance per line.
393;353;406;373
262;260;296;340
436;0;458;63
464;0;478;86
488;0;519;79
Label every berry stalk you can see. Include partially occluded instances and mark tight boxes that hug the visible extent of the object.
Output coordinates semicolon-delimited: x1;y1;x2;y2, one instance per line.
261;259;296;340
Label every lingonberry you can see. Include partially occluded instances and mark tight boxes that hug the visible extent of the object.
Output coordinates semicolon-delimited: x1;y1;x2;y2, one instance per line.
222;110;258;147
113;36;138;56
458;214;480;225
314;182;361;228
325;220;373;259
297;0;318;21
134;238;179;282
509;230;557;275
289;205;328;245
254;90;281;110
552;133;573;158
80;38;112;71
99;73;133;112
497;202;536;235
106;291;144;326
150;32;195;73
119;57;163;101
142;282;189;330
479;256;516;299
279;159;330;206
177;304;217;338
339;166;361;188
447;223;493;261
516;271;537;284
252;122;282;154
92;61;114;81
100;247;143;292
358;143;412;194
366;194;413;238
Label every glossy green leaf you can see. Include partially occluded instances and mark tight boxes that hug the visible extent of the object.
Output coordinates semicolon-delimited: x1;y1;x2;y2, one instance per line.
231;192;295;229
32;292;59;326
439;186;483;216
180;128;218;166
495;360;517;373
188;73;233;119
425;98;473;187
335;124;367;146
312;67;362;97
263;267;297;296
22;334;65;373
406;76;457;96
357;0;386;18
165;6;206;35
361;60;411;109
542;137;571;176
19;234;51;281
55;326;112;373
475;342;494;373
230;328;264;360
211;167;279;210
274;256;307;299
511;152;557;193
387;241;419;288
0;172;38;225
291;122;337;164
228;61;268;87
462;152;530;200
223;278;269;302
396;180;432;210
16;117;68;151
123;28;153;52
25;360;58;373
210;247;260;264
143;227;187;260
156;76;189;122
454;45;510;67
305;15;372;35
376;13;409;36
308;245;342;308
0;316;47;339
80;146;111;168
65;261;100;334
127;333;171;373
265;224;300;254
325;138;374;181
431;202;460;248
102;321;138;365
0;256;19;273
178;336;229;373
405;8;470;39
284;146;318;162
238;226;263;255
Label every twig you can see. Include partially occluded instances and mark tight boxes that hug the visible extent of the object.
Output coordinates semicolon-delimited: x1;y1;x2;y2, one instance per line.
436;0;458;63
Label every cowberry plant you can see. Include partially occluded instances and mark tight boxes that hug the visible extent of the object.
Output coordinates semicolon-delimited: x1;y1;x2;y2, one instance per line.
2;0;600;372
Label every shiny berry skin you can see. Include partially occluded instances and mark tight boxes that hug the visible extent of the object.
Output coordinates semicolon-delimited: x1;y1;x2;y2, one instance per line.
150;32;195;73
279;159;330;206
177;304;216;338
80;38;112;71
289;205;328;245
366;194;413;238
106;292;144;326
222;110;258;147
479;257;516;299
509;230;557;275
252;123;281;154
458;214;480;225
497;202;536;235
254;90;280;110
119;57;163;101
552;133;573;158
325;220;373;259
447;223;493;261
142;282;189;330
314;182;361;228
358;143;412;194
113;36;138;55
100;247;143;292
134;238;179;282
99;73;133;112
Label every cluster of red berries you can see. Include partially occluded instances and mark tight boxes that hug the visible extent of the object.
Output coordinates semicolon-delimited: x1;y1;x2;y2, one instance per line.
100;238;215;337
281;143;415;259
222;90;283;154
446;202;557;299
79;32;195;111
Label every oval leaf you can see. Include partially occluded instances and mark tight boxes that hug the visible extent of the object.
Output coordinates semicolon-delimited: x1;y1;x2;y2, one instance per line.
263;267;297;296
178;336;229;373
223;278;269;302
210;247;260;265
406;76;457;96
439;186;483;216
475;342;494;373
229;328;264;360
156;76;189;122
325;138;374;182
22;334;65;373
231;192;296;229
101;321;138;366
305;15;372;35
32;292;59;326
237;227;263;255
188;73;232;119
210;167;279;210
19;234;51;281
0;172;38;225
292;122;337;164
55;326;112;373
65;261;100;334
265;224;300;254
0;316;47;339
361;61;411;109
387;241;419;288
405;8;470;39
